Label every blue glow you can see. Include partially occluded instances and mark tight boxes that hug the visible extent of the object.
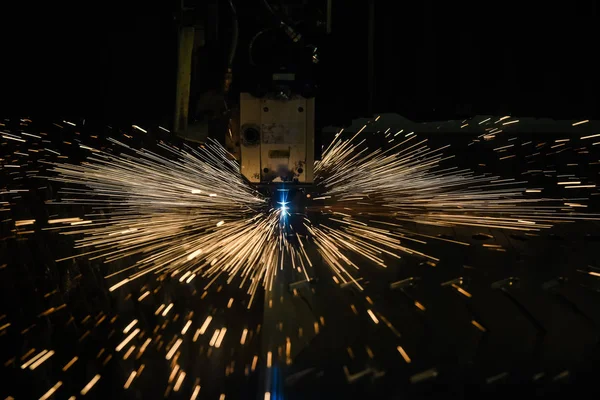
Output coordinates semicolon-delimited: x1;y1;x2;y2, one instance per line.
277;201;289;218
277;190;290;218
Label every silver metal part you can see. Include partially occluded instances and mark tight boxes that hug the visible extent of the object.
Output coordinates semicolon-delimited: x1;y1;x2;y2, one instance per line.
240;93;315;184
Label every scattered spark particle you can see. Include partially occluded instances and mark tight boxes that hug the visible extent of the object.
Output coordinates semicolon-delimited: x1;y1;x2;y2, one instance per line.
40;381;63;400
209;330;220;347
366;309;379;324
109;278;130;292
80;374;101;395
166;338;183;360
174;371;186;392
21;350;48;369
190;385;201;400
162;303;174;316
29;350;55;370
452;284;472;298
215;328;227;348
199;316;212;335
471;320;487;332
123;345;136;360
123;319;138;333
124;371;137;389
181;320;192;335
397;346;411;363
572;120;589;126
132;125;147;133
62;356;78;371
116;328;140;352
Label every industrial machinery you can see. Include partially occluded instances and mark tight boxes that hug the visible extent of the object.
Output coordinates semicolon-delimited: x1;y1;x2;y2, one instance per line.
173;0;328;183
172;2;331;398
173;0;332;236
239;91;315;185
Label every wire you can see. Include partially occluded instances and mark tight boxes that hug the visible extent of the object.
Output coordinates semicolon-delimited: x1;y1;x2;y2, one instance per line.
261;0;301;43
223;0;238;95
261;0;277;17
248;28;274;66
227;0;238;68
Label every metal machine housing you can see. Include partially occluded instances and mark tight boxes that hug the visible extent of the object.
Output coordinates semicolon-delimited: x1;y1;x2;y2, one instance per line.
239;93;315;184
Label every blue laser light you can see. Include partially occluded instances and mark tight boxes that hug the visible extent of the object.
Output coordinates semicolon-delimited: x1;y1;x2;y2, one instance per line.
278;201;289;212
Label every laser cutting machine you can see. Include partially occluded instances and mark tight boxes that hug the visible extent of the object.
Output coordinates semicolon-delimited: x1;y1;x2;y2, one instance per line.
172;0;331;223
171;2;334;397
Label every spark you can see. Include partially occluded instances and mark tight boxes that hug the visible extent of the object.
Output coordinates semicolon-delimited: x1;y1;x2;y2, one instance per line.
181;320;192;335
174;371;186;391
45;127;597;299
15;219;35;227
190;385;201;400
162;303;174;316
572;119;589;126
124;371;137;389
199;316;212;335
21;350;48;369
123;319;138;333
215;328;227;348
13;117;597;398
123;345;136;360
62;357;78;371
80;374;101;395
29;350;54;370
116;328;140;352
366;309;379;324
109;278;130;292
138;338;152;356
581;133;600;140
45;139;300;300
209;329;220;347
40;381;63;400
166;338;183;360
132;125;147;133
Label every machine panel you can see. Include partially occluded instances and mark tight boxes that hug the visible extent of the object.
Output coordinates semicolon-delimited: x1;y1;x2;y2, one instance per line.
239;93;314;184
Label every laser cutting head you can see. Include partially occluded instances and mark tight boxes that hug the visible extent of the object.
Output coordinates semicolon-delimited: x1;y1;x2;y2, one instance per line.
239;92;315;184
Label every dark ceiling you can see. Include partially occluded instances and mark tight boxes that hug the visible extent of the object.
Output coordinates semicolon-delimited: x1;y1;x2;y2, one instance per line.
1;1;598;124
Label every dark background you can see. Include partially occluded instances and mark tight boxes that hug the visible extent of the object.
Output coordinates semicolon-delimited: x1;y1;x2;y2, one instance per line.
1;1;598;124
2;2;600;396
